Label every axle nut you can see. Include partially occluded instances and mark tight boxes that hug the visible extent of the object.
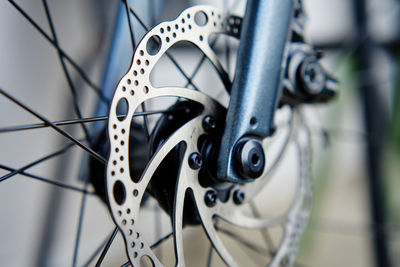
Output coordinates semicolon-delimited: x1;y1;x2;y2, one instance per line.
234;139;265;179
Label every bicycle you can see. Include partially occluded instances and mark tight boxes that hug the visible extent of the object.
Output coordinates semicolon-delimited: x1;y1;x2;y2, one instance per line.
0;0;396;266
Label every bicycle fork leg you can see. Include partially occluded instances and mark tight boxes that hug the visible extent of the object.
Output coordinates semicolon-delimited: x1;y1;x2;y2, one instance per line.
217;0;294;183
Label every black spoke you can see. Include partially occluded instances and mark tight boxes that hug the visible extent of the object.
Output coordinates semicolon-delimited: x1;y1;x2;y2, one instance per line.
123;0;151;139
72;178;90;267
81;229;116;267
0;140;79;182
0;108;185;134
6;0;109;104
249;202;276;256
215;225;268;256
150;231;173;249
0;164;94;194
95;226;119;267
124;0;136;51
127;5;201;92
0;88;106;164
42;0;93;145
206;243;214;267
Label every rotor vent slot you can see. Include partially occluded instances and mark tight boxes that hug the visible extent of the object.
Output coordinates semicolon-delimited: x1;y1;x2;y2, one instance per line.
146;35;162;56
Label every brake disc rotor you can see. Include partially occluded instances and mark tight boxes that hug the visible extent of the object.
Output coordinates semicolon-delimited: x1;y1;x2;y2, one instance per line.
106;5;312;266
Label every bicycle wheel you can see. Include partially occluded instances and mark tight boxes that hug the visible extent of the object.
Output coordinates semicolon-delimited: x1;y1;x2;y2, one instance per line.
0;1;313;266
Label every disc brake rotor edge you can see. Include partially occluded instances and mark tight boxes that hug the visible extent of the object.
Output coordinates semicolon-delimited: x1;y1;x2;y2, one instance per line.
106;5;312;267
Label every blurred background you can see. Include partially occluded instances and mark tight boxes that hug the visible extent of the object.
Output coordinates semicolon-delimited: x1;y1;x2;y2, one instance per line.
0;0;399;266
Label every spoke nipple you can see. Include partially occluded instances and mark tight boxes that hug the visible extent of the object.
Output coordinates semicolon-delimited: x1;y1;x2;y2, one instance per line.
233;189;245;205
204;190;217;207
188;152;202;169
202;115;216;132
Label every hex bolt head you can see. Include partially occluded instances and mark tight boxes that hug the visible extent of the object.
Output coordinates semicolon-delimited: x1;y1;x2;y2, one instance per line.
234;139;266;180
188;152;202;170
204;190;217;207
202;115;216;132
233;189;245;205
300;58;326;95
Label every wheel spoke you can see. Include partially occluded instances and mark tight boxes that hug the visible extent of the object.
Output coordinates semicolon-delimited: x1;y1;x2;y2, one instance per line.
150;231;173;249
127;5;202;92
94;226;119;267
0;88;106;164
72;178;90;267
0;140;80;182
6;0;109;104
42;0;93;145
0;164;94;194
249;202;276;256
81;228;117;267
215;225;269;256
0;108;185;133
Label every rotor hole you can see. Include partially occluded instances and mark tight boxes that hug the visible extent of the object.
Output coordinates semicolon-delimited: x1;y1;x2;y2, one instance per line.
181;28;185;33
113;124;117;129
127;79;131;85
134;252;138;258
167;26;171;32
175;24;179;30
121;129;126;134
160;28;164;34
127;208;131;214
143;86;149;94
120;168;124;173
139;50;144;56
136;59;141;65
140;68;145;74
115;148;119;153
114;135;118;140
181;18;185;24
121;140;125;146
130;90;135;96
187;14;191;19
145;60;149;66
166;37;170;43
118;210;122;216
116;98;129;122
122;86;126;92
133;70;138;76
199;35;204;41
188;24;192;30
172;32;177;38
120;156;124;161
136;232;140;238
194;11;208;26
129;229;133;235
113;180;126;205
133;189;139;197
131;219;135;225
112;160;117;165
122;219;127;225
146;35;161;56
134;80;139;86
131;242;135;248
111;171;115;176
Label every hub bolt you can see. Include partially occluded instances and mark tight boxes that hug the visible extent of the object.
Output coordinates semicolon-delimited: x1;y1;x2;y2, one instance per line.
233;189;245;205
204;190;217;207
188;152;202;170
202;115;216;132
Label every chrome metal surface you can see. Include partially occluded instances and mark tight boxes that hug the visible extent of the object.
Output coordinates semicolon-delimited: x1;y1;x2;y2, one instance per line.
106;5;312;266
